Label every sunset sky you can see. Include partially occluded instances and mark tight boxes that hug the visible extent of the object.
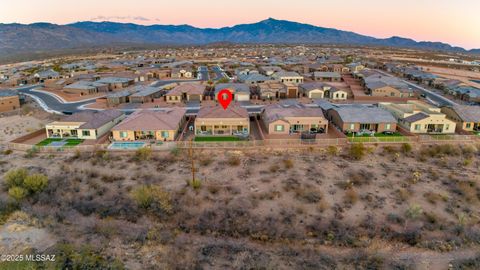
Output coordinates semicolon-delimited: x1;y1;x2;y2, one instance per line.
1;0;479;49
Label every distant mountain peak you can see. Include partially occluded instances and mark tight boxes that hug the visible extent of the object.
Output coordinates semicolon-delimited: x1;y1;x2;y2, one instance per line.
0;18;478;61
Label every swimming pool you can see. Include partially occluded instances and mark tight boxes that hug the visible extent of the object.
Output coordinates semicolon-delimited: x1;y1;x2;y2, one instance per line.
108;141;146;150
470;80;480;84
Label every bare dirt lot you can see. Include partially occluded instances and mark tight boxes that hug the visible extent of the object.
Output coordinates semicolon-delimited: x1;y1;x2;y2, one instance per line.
0;143;480;269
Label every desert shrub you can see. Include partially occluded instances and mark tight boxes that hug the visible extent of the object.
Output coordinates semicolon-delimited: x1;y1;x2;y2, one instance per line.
348;169;373;186
53;244;125;270
207;184;220;194
349;143;366;160
386;213;405;225
383;146;399;154
424;191;445;205
3;168;48;200
199;157;213;166
326;145;339;156
4;168;28;188
227;155;241;166
282;159;294;169
455;181;478;203
295;188;323;203
0;198;19;224
405;204;423;221
131;185;173;214
134;147;152;161
24;147;39;158
269;164;280;173
344;188;359;205
188;179;202;190
401;143;412;153
3;149;13;155
23;174;49;193
8;186;28;201
420;144;461;158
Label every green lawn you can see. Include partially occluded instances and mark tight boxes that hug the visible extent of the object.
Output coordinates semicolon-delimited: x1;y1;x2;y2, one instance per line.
347;132;408;143
194;136;241;142
64;139;84;146
36;138;84;147
36;138;62;146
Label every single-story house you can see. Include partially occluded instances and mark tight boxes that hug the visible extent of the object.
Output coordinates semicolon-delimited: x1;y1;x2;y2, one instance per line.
171;67;193;79
329;88;348;100
106;89;135;106
262;104;328;134
326;104;397;133
215;83;250;101
379;101;456;134
271;71;304;84
195;105;250;136
129;85;163;103
96;77;135;91
165;83;205;103
237;73;271;85
313;72;342;82
63;80;109;95
34;70;60;83
111;108;186;141
45;110;125;140
299;82;334;99
441;105;480;132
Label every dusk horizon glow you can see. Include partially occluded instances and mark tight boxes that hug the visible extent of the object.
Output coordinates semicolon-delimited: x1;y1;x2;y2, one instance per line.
1;0;479;50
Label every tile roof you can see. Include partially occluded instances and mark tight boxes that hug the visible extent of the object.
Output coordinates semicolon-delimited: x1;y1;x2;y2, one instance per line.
263;104;326;123
332;105;396;123
197;104;248;119
112;108;186;131
166;83;205;96
215;83;250;94
403;112;430;123
450;105;480;122
62;110;124;129
314;72;341;78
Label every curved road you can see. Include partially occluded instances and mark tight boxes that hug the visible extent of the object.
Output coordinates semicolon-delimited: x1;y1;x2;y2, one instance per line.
17;79;204;114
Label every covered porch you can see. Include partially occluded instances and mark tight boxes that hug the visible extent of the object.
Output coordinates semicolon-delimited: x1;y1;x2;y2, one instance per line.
196;124;249;136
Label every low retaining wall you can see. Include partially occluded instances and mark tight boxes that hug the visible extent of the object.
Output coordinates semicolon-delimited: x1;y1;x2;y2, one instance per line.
10;129;45;143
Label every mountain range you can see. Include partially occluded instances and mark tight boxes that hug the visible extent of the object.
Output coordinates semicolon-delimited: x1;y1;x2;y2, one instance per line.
0;18;478;60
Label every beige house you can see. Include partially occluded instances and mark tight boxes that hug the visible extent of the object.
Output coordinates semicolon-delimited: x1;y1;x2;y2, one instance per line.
329;88;348;100
215;83;250;101
195;105;250;136
111;108;186;141
379;101;456;134
325;104;397;133
441;105;480;132
272;71;304;84
262;104;328;134
165;83;205;103
45;110;125;140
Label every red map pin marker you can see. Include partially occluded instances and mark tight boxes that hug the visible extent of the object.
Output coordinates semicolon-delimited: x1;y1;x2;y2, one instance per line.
218;89;233;110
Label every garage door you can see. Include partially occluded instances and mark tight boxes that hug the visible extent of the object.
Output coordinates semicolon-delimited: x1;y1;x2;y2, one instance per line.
310;92;323;99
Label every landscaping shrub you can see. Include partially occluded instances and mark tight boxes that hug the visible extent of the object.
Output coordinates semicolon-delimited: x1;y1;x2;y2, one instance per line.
401;143;412;153
326;145;339;156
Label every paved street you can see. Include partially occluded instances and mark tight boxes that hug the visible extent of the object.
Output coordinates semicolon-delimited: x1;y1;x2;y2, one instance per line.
375;69;457;106
212;65;229;81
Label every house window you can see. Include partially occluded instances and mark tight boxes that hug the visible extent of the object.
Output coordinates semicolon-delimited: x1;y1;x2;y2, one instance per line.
445;124;449;130
466;123;471;128
349;123;355;130
120;131;128;138
274;125;284;132
161;131;169;138
82;130;91;137
385;124;391;130
415;124;421;131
